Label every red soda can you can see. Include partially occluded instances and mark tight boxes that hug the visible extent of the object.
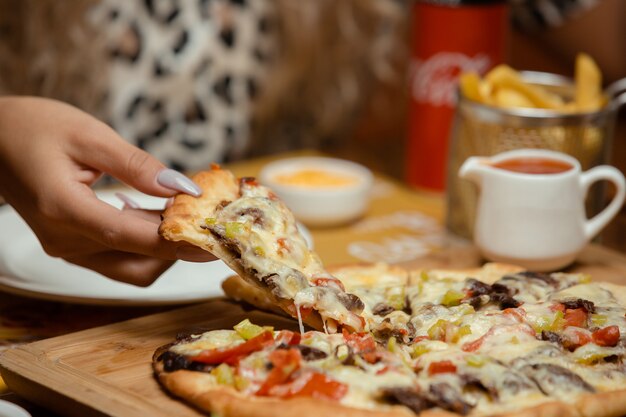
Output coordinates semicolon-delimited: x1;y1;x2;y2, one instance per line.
406;0;508;191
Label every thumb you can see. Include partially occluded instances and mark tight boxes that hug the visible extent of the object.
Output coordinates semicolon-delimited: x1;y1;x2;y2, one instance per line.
72;121;202;197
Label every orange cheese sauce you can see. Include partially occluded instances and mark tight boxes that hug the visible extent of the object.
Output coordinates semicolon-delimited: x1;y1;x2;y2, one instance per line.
273;169;357;188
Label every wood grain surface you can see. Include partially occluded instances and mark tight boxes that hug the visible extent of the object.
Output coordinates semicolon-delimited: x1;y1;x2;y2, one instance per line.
0;299;299;417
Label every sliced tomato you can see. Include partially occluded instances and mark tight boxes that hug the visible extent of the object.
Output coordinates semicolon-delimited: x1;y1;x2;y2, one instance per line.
312;277;346;292
268;371;347;401
428;360;457;376
564;308;588;328
189;331;274;365
376;365;392;375
592;325;620;347
461;329;492;352
275;330;301;346
460;325;535;352
461;338;483;352
360;352;378;363
343;329;378;363
549;303;566;313
256;348;302;395
286;304;313;320
277;238;290;254
342;329;376;351
564;328;592;350
503;308;526;322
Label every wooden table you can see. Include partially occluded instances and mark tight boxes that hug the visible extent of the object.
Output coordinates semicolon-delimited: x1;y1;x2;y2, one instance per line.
1;150;626;416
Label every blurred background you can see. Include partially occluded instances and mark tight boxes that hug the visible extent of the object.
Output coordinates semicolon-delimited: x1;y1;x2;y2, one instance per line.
0;0;624;248
327;0;626;251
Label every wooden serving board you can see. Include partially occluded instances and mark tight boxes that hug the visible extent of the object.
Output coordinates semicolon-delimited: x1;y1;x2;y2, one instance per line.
0;299;299;417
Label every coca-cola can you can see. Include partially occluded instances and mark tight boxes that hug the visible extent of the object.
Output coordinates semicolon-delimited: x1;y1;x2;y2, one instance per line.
406;0;508;191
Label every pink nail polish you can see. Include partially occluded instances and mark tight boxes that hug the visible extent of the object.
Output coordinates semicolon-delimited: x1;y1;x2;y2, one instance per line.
115;192;140;209
157;169;202;197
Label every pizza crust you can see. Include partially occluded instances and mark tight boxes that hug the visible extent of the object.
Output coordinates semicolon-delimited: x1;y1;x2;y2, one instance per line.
221;274;288;317
492;401;582;417
159;168;240;251
575;389;626;417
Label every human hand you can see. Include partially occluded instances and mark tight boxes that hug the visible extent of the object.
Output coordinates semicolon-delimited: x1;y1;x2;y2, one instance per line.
0;96;215;286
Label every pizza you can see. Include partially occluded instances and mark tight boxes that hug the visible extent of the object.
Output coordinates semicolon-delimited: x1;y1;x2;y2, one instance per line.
158;165;366;333
155;167;626;417
154;262;626;417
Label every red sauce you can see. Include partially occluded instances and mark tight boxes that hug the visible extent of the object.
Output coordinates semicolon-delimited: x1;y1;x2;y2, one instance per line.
491;157;572;174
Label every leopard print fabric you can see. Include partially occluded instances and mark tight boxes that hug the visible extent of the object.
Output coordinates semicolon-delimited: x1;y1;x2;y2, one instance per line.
91;0;276;172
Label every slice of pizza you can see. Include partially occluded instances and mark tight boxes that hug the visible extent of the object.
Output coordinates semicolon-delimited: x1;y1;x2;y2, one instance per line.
158;165;365;333
155;264;626;417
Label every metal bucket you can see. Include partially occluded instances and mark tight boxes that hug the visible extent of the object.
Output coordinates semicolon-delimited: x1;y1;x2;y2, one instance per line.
445;71;626;239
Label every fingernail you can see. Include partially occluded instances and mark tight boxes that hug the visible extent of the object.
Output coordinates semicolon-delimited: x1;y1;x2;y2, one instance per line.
115;192;140;209
176;246;215;262
157;169;202;197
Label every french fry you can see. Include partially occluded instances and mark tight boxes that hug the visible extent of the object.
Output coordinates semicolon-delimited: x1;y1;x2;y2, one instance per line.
575;53;603;112
459;72;482;102
493;87;535;108
459;72;495;105
459;56;606;113
485;65;564;109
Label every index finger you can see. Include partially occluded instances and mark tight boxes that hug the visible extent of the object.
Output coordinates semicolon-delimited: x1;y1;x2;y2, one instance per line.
68;120;178;197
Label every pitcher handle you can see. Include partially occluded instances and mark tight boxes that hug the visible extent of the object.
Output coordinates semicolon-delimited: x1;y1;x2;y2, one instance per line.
605;78;626;110
581;166;626;239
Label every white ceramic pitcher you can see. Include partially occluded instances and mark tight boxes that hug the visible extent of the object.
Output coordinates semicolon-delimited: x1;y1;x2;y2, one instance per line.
459;149;626;271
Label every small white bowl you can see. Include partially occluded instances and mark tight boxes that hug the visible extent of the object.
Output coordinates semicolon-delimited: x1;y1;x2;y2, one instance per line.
259;157;373;227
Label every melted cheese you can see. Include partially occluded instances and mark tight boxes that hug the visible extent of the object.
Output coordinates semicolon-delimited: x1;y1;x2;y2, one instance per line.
170;330;243;356
210;180;365;331
552;283;618;306
295;302;305;335
333;367;415;409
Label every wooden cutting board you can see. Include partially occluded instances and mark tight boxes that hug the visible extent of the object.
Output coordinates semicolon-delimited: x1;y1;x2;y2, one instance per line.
0;299;299;417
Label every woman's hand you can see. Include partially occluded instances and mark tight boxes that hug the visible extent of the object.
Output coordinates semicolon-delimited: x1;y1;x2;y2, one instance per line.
0;96;215;286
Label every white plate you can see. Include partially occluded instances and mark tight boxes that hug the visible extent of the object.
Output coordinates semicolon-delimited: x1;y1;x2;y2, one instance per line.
0;400;31;417
0;189;313;306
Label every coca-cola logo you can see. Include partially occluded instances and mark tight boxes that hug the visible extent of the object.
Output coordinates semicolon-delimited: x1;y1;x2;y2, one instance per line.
410;52;491;107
